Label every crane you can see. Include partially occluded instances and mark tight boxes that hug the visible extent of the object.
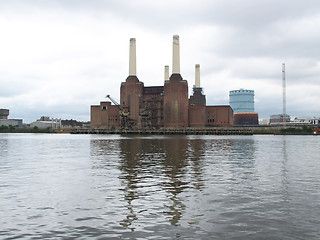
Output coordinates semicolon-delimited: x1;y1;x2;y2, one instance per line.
106;95;119;106
106;94;134;129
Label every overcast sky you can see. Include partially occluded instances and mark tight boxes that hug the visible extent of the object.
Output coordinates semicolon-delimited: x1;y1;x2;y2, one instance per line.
1;0;320;123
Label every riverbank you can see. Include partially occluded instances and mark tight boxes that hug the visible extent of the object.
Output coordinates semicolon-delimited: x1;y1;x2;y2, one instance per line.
250;125;316;135
0;126;53;133
1;125;317;135
71;128;253;135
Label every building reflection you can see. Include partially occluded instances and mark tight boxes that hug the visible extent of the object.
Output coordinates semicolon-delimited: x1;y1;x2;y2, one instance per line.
187;138;207;190
0;137;9;172
161;136;188;226
280;136;289;203
229;138;256;178
0;137;9;159
90;136;258;230
118;138;142;231
117;136;207;228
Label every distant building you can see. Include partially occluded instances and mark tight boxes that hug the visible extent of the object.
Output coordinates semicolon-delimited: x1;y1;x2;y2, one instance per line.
270;114;290;124
30;117;61;129
234;112;259;126
229;89;254;113
229;89;258;126
0;109;9;119
259;118;270;125
0;109;23;128
291;117;320;125
61;119;90;129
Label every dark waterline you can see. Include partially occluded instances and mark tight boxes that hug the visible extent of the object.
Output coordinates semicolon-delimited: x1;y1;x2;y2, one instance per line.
1;133;319;239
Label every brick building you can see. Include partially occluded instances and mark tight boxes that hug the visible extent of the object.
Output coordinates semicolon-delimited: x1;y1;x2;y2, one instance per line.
91;36;233;129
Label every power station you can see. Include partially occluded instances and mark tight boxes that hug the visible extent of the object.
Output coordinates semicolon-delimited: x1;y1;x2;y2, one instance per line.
91;35;233;129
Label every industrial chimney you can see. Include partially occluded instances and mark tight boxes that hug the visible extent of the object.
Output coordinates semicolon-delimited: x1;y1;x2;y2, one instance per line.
129;38;136;76
164;65;169;82
189;63;206;106
172;35;180;74
164;35;189;127
195;64;200;88
120;37;144;129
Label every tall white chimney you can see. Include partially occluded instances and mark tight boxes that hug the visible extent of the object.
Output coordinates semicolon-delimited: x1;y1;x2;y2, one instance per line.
195;64;200;88
172;35;180;74
129;38;136;76
164;65;169;81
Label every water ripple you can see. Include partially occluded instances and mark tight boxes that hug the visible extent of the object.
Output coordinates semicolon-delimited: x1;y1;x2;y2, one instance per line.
1;134;320;239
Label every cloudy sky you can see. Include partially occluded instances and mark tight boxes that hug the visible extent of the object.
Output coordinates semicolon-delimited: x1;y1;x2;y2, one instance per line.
1;0;320;123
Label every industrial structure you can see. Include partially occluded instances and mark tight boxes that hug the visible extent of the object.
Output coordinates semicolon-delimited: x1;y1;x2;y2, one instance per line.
0;109;23;128
30;116;62;129
0;109;9;119
91;35;233;129
229;89;255;113
229;89;258;126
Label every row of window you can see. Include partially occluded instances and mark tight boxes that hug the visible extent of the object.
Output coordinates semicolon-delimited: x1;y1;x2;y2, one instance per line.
207;118;215;123
108;118;118;122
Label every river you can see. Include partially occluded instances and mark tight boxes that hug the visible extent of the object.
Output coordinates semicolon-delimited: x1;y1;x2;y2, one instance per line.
1;133;319;239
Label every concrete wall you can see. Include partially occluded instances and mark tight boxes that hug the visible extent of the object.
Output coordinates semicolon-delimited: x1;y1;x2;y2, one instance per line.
0;119;22;127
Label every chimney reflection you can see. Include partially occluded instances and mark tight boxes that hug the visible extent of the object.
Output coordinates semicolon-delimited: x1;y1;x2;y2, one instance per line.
117;136;207;228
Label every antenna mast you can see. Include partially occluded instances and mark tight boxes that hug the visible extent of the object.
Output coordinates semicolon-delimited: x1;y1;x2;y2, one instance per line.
282;63;286;126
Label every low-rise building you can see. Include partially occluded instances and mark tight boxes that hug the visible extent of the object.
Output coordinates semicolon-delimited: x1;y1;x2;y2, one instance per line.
30;117;62;129
270;114;290;124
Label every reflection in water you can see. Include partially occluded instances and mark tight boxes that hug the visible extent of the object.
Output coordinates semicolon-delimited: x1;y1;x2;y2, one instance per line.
90;136;259;231
0;136;9;162
117;136;208;229
118;138;142;230
187;138;206;190
161;137;188;226
87;135;320;239
229;138;257;181
280;137;289;204
2;134;320;239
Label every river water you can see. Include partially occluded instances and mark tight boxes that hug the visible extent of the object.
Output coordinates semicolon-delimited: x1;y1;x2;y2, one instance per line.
0;133;319;239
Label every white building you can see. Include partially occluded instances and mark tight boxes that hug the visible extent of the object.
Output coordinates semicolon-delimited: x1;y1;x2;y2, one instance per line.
291;117;320;125
30;118;62;129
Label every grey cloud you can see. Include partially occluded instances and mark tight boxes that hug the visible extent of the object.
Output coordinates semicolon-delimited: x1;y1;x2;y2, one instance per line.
1;0;319;121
